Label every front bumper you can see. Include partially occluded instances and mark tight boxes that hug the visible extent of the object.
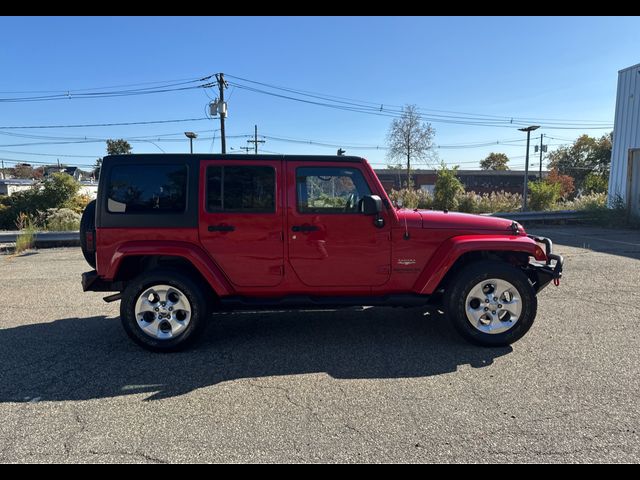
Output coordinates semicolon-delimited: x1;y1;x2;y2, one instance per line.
527;235;564;291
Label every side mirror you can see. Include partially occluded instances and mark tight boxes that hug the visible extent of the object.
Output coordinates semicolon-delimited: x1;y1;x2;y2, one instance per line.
360;195;383;215
360;195;385;229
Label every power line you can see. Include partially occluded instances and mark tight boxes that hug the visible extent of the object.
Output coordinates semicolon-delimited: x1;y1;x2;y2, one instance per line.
0;117;210;130
0;77;215;103
225;74;611;125
226;74;613;130
0;74;214;95
0;149;98;158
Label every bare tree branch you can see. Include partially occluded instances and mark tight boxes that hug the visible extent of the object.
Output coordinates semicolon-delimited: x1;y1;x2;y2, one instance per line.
386;105;435;186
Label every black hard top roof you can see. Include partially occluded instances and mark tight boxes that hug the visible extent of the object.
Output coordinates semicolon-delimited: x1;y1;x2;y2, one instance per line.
104;154;366;163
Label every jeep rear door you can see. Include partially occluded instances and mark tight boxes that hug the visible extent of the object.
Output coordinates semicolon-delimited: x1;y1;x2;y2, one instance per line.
286;161;392;287
198;159;284;287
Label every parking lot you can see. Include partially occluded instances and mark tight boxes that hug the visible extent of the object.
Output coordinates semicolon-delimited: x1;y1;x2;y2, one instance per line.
0;225;639;463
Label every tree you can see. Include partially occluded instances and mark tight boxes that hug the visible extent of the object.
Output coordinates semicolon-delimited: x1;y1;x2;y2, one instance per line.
480;152;510;171
93;158;103;181
12;163;35;179
433;163;464;211
547;168;575;198
547;133;612;191
386;105;435;187
106;139;132;156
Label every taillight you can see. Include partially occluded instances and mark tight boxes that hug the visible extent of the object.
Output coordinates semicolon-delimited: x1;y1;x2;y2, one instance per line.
86;231;95;252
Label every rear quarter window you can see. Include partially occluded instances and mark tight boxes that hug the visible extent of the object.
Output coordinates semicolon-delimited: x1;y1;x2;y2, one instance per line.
107;164;188;214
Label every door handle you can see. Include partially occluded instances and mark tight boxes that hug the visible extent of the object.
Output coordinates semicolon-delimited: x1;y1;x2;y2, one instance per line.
291;225;319;232
208;224;236;232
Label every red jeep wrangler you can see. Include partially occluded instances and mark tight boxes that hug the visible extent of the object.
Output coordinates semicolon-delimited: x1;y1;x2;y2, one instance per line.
81;154;562;352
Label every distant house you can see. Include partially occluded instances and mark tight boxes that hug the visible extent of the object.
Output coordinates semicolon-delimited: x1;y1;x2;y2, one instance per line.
43;165;66;176
64;166;92;182
375;169;547;195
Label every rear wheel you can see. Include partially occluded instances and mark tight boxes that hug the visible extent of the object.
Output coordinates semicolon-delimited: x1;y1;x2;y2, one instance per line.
79;200;96;268
445;261;537;347
120;269;210;352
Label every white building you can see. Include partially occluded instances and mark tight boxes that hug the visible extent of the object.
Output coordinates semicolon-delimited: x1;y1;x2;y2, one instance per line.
0;179;98;199
78;182;99;199
608;62;640;216
0;179;35;196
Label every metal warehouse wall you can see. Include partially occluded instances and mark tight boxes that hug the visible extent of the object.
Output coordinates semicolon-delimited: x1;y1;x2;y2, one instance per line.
609;63;640;202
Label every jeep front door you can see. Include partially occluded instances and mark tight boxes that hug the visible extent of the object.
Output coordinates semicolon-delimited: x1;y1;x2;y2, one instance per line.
286;163;391;287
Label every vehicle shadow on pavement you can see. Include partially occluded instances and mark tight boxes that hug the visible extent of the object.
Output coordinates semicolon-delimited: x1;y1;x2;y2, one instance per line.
0;308;511;402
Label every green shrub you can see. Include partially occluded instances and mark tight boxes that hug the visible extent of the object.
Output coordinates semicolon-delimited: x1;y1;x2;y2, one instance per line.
456;192;478;213
0;202;11;230
15;228;35;254
559;192;607;211
41;173;80;209
528;181;561;211
66;194;92;214
477;191;523;213
583;173;609;194
434;164;464;211
0;174;81;230
14;213;36;254
388;188;433;209
45;208;81;231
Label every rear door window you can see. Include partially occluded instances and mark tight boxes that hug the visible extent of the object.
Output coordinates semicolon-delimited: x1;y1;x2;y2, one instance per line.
206;166;275;213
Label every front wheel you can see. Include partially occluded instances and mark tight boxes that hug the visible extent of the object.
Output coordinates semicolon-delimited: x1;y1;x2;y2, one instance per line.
120;269;210;352
444;261;537;347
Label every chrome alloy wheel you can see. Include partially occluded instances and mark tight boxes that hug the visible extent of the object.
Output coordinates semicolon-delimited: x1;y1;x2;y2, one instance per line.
465;278;522;335
134;285;192;340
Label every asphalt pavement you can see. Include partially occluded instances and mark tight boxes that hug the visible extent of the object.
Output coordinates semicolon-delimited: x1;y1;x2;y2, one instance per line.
0;225;638;463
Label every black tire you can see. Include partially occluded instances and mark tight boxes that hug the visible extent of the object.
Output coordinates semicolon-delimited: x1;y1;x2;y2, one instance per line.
80;200;96;268
444;260;537;347
120;269;210;352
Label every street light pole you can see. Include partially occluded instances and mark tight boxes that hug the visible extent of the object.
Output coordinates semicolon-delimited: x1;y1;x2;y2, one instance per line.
519;125;540;211
184;132;197;154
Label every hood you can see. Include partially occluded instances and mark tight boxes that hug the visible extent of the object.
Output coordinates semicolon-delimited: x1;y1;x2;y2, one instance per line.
397;209;521;233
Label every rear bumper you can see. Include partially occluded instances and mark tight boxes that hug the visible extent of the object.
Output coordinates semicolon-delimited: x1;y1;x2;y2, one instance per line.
82;270;122;292
527;235;564;291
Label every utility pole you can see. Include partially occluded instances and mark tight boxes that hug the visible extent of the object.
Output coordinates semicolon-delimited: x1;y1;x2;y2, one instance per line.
247;125;265;154
518;125;540;211
240;146;252;154
1;160;5;180
215;73;228;154
538;134;547;180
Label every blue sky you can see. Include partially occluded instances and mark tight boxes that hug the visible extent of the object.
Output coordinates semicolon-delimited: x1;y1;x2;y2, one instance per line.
0;16;638;172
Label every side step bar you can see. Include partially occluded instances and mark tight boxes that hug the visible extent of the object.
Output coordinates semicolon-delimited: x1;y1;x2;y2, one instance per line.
219;294;432;311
